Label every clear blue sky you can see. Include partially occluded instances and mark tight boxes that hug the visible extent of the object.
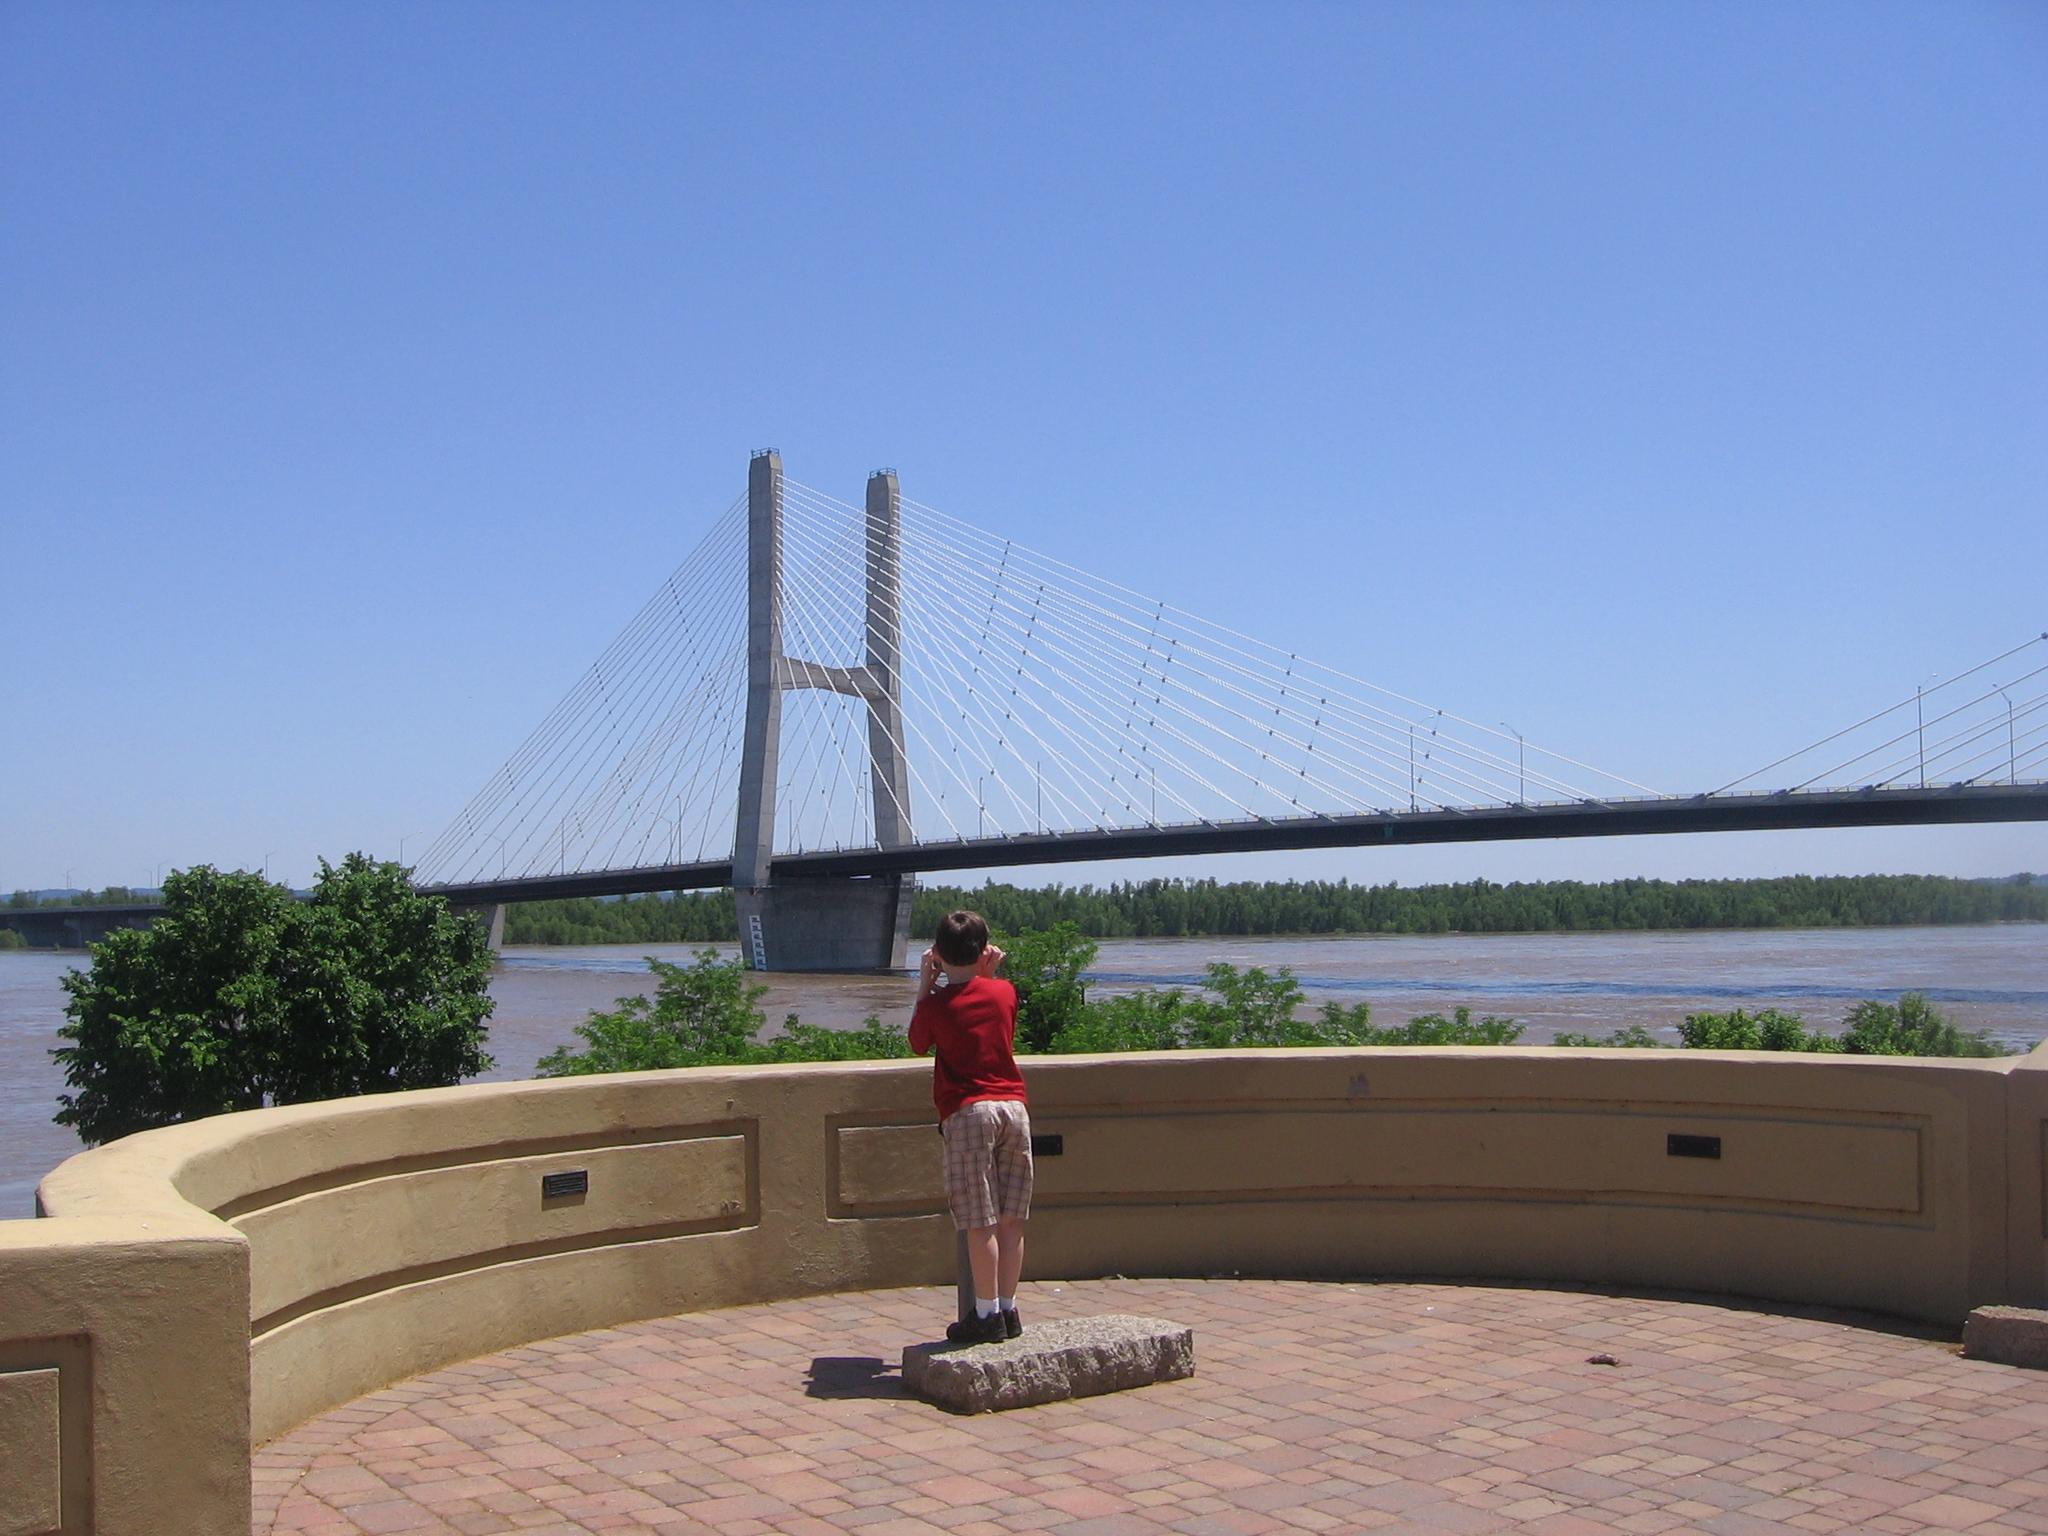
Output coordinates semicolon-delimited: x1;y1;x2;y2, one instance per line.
4;1;2043;893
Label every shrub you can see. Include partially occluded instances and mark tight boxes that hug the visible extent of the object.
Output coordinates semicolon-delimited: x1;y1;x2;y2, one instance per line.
1001;921;1097;1052
1838;993;2008;1057
535;950;767;1074
1045;965;1522;1051
1044;988;1195;1053
757;1014;914;1063
1552;1024;1667;1049
1676;1007;1838;1052
536;950;915;1075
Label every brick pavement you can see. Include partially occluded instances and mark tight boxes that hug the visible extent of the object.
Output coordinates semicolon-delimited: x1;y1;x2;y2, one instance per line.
254;1278;2048;1535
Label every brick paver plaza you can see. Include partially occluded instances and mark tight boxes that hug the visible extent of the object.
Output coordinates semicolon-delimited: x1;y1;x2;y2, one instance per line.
254;1278;2048;1536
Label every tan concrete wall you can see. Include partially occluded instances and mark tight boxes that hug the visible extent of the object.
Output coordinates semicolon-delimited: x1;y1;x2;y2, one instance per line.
5;1045;2039;1531
2006;1038;2048;1308
0;1214;248;1536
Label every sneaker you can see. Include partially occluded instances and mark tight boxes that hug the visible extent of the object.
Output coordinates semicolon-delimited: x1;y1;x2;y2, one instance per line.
1002;1306;1023;1340
945;1311;1007;1345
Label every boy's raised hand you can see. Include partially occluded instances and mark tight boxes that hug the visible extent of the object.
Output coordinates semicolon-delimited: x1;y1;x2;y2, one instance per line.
976;943;1006;978
918;947;939;994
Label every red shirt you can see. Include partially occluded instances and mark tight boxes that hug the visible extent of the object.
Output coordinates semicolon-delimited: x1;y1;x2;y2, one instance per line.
909;976;1027;1122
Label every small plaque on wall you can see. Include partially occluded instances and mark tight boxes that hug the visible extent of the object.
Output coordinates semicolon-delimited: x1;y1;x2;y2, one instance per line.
542;1169;589;1199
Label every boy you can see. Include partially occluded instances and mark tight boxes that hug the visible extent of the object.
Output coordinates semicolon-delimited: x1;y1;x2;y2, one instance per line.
908;909;1032;1344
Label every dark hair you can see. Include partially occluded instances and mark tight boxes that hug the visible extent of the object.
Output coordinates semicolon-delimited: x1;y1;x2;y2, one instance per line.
933;909;989;967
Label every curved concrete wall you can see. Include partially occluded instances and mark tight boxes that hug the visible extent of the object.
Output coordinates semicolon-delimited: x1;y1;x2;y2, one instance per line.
11;1043;2048;1533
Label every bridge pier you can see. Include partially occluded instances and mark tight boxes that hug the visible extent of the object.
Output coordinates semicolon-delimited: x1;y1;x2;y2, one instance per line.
451;902;506;951
733;451;918;972
736;875;913;974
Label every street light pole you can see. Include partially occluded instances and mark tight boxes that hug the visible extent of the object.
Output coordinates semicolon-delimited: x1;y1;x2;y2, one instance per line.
1408;725;1417;812
1917;685;1926;788
2002;689;2017;785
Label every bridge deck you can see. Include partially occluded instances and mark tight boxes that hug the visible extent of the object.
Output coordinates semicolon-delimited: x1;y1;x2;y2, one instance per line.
420;781;2048;907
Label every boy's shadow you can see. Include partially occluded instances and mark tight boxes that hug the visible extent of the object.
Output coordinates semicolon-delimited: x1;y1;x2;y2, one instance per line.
805;1356;906;1400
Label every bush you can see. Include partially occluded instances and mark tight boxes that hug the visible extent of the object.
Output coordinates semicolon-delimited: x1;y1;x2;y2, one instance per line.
1045;964;1521;1051
1044;988;1194;1053
1350;1006;1524;1046
757;1014;914;1063
1552;1024;1667;1049
1677;1007;1836;1052
536;951;766;1074
1000;921;1096;1051
0;928;25;950
536;950;914;1075
1668;997;2008;1057
53;857;494;1145
1838;993;2008;1057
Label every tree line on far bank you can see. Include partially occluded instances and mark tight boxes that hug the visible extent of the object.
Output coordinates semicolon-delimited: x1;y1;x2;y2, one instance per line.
501;872;2046;947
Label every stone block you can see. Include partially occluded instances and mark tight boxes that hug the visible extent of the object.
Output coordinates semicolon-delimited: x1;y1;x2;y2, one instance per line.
1963;1306;2048;1369
902;1313;1193;1413
0;1367;62;1536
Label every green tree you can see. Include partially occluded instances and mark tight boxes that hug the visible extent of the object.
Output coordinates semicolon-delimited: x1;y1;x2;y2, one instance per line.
535;950;915;1073
53;857;494;1145
535;950;767;1075
757;1014;914;1063
1676;1008;1835;1052
1359;1006;1524;1046
1047;988;1196;1053
1184;963;1318;1046
999;921;1097;1052
0;928;25;950
1838;993;2008;1058
1552;1024;1666;1048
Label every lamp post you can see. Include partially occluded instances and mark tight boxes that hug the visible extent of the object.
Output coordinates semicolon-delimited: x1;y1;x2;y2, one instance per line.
1915;674;1939;788
1408;725;1417;812
263;851;278;883
1917;685;1926;787
2001;689;2017;785
486;833;509;879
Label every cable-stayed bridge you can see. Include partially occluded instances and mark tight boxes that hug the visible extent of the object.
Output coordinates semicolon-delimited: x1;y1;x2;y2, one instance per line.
412;451;2048;970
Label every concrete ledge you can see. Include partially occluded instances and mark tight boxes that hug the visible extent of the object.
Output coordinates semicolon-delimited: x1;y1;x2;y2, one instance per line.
902;1313;1194;1413
1963;1306;2048;1368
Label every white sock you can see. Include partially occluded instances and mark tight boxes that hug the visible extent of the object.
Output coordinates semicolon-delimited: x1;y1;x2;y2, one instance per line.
1000;1296;1017;1313
975;1297;999;1319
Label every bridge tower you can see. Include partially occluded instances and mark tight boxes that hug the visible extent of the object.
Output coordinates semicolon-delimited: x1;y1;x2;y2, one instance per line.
733;450;917;971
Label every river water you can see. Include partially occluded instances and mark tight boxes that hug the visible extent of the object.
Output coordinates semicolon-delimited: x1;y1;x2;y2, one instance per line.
5;924;2044;1219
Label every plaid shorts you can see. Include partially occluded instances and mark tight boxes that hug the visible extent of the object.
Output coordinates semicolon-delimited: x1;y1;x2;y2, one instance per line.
941;1099;1033;1231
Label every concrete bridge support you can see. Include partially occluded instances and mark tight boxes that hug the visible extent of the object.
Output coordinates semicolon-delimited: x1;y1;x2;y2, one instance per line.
450;902;506;951
733;452;917;972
